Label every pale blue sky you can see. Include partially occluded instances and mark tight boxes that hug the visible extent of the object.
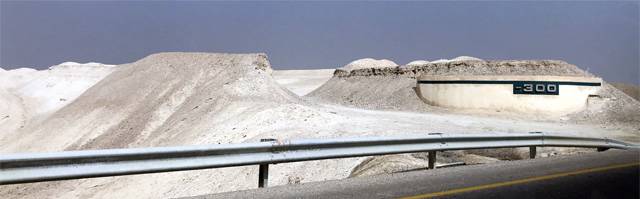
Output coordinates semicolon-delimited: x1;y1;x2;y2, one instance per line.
1;1;638;84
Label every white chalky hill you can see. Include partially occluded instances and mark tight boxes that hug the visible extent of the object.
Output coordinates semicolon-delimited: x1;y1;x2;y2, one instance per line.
1;54;638;199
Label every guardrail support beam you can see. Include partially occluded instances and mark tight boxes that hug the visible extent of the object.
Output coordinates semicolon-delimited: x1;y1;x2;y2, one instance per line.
428;151;436;169
529;147;537;159
258;138;276;188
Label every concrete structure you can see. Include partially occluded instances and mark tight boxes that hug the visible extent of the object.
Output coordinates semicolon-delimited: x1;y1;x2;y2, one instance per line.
417;75;602;115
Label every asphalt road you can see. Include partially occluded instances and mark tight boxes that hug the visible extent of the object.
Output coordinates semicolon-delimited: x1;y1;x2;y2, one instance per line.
188;149;640;199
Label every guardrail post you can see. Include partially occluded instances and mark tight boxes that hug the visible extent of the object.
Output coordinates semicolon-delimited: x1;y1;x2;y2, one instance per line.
258;138;276;188
428;151;436;169
529;147;536;159
258;164;269;188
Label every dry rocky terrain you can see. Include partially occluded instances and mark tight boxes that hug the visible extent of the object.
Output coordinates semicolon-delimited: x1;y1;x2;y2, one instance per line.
611;82;640;101
1;54;638;199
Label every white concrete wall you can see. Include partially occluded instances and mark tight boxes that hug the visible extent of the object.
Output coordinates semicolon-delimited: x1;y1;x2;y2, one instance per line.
417;75;602;115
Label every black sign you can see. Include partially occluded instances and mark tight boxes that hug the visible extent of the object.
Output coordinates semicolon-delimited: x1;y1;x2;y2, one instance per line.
513;82;559;95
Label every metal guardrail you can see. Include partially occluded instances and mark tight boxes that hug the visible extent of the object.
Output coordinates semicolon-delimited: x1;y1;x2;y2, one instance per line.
0;132;637;186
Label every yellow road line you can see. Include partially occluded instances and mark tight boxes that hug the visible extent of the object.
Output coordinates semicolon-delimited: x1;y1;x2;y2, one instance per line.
401;162;640;199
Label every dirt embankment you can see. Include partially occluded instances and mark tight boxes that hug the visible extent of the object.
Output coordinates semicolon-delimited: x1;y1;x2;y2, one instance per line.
308;59;591;112
332;59;590;77
309;59;640;127
610;82;640;101
568;82;640;128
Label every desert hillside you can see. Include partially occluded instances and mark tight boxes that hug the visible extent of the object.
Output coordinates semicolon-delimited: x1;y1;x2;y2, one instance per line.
0;62;115;135
611;82;640;101
1;54;638;199
1;53;300;152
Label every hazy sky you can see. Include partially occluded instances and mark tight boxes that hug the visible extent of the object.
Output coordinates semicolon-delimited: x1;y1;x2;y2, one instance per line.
1;1;638;84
